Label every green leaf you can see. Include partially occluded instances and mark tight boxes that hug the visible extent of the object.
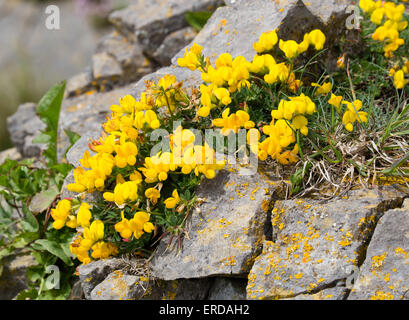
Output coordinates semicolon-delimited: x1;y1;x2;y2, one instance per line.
185;11;213;31
15;289;38;300
32;239;73;266
20;204;39;233
28;184;59;214
35;81;66;165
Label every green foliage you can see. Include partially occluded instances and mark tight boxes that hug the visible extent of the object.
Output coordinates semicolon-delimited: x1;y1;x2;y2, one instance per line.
0;82;77;299
185;11;213;31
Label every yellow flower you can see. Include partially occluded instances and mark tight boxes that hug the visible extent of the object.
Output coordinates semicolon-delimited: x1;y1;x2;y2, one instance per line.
253;30;278;53
145;187;161;205
311;82;332;96
164;189;181;209
328;94;343;112
177;43;203;71
115;211;154;239
91;241;118;260
51;199;72;230
393;70;408;89
341;99;367;132
291;115;309;136
77;202;92;228
214;87;232;105
197;106;211;117
306;29;326;51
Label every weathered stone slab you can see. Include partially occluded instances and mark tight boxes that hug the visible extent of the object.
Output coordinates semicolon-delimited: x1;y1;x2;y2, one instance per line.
246;186;406;300
90;270;212;300
92;52;122;81
349;199;409;300
109;0;223;56
149;168;277;280
77;258;129;299
172;0;350;65
95;31;153;82
66;70;94;98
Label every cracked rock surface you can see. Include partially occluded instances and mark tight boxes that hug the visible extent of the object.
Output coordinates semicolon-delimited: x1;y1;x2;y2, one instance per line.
149;168;277;280
348;199;409;300
246;186;406;300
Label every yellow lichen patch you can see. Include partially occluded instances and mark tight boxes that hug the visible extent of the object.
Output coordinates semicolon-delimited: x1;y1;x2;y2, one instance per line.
371;253;387;269
371;290;394;300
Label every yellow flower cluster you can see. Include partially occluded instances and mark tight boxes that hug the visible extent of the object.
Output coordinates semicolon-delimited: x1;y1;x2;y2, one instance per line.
70;220;118;264
360;1;408;57
115;211;155;240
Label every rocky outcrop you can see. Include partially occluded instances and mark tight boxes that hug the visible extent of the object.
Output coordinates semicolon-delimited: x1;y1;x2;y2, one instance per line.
0;253;37;300
246;186;406;300
348;199;409;300
150;168;276;280
6;103;46;159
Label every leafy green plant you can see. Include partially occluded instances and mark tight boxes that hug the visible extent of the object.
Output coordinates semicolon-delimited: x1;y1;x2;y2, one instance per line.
0;81;79;300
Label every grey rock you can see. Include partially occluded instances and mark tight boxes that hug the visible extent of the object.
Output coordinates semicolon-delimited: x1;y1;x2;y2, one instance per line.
90;271;144;300
152;27;197;66
208;277;247;300
246;186;406;300
90;270;213;300
109;0;223;56
6;102;46;158
78;258;129;299
283;285;349;300
149;168;277;280
65;131;100;168
0;147;21;164
92;52;123;81
96;31;153;83
172;0;350;66
66;70;94;98
0;253;37;300
348;199;409;300
57;82;136;161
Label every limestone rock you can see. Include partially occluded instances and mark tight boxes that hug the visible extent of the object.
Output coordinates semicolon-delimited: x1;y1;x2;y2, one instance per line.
0;148;21;165
78;258;129;299
0;253;37;300
90;270;213;300
57;83;136;161
207;277;247;300
149;168;277;280
246;186;406;300
283;285;349;300
172;0;350;66
65;131;100;168
6;102;46;158
92;52;122;81
95;31;153;83
109;0;223;56
66;70;94;98
152;27;197;66
348;199;409;300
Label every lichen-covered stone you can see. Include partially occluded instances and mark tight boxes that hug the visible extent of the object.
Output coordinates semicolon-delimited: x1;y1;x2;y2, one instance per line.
172;0;350;67
109;0;223;56
66;70;94;98
348;199;409;300
207;277;247;300
78;258;128;299
149;168;278;280
247;186;406;300
90;271;213;300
